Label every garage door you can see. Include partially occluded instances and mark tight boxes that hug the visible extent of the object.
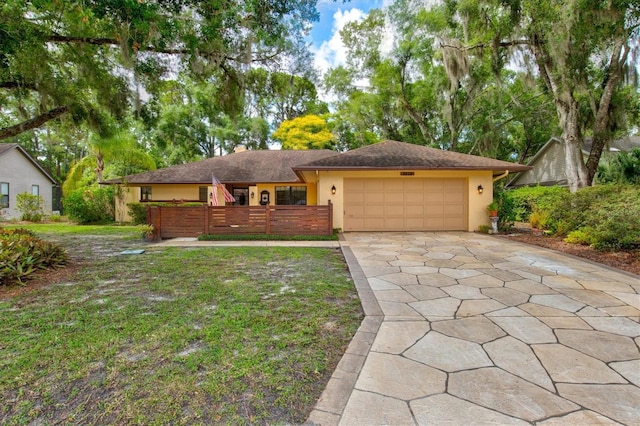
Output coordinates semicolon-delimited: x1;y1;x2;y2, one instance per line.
344;178;467;231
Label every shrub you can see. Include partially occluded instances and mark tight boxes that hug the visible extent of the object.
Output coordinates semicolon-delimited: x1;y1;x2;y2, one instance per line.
564;229;595;245
0;228;68;285
49;212;63;222
500;186;568;224
573;186;640;250
596;148;640;185
64;187;115;224
16;193;45;222
511;184;640;251
127;202;148;225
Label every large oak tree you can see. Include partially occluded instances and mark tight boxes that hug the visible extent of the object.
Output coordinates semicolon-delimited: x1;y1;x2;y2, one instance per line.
0;0;322;140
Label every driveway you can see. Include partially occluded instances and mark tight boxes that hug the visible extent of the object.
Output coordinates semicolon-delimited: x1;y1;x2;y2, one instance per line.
308;232;640;425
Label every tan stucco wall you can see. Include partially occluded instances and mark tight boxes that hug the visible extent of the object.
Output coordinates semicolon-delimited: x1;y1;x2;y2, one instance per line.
316;170;495;232
143;184;206;201
115;187;137;222
0;149;55;219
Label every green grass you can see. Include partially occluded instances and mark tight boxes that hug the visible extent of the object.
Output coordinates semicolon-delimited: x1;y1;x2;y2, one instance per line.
1;222;143;237
198;233;339;241
0;224;362;424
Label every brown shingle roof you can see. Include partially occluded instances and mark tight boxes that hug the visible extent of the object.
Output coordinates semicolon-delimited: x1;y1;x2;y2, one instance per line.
294;140;532;173
109;149;337;184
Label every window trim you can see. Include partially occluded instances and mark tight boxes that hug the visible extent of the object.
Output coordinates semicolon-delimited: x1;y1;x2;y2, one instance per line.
198;186;208;202
140;186;152;202
0;182;9;208
275;186;307;205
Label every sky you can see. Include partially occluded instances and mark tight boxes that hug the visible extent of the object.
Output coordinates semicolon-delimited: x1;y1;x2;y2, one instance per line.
308;0;392;76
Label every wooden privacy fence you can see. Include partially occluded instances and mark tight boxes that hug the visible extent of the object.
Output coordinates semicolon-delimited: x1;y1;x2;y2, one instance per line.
146;202;333;239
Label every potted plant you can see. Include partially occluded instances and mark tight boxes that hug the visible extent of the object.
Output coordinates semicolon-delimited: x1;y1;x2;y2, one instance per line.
486;201;499;217
140;224;155;242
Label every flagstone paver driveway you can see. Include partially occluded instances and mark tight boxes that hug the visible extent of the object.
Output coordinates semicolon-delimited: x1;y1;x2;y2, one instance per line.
308;232;640;426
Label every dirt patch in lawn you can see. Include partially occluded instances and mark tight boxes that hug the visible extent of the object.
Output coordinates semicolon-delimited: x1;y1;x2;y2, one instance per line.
501;227;640;276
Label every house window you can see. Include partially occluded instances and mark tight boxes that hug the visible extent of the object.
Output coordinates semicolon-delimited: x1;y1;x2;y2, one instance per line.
140;186;152;201
275;186;307;205
32;185;39;196
233;188;249;205
199;186;208;202
0;183;8;208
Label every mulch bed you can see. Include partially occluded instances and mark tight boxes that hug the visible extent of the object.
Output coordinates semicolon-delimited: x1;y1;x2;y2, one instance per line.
501;230;640;276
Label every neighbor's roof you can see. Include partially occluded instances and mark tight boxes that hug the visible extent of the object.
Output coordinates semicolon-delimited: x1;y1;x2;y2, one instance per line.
294;140;532;173
0;143;58;184
107;149;337;184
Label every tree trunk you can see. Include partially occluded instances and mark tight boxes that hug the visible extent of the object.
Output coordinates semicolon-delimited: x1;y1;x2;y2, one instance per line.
585;38;628;184
95;152;104;184
556;95;589;192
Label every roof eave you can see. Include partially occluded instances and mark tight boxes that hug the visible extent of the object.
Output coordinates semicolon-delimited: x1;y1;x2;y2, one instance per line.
293;165;532;172
6;145;58;185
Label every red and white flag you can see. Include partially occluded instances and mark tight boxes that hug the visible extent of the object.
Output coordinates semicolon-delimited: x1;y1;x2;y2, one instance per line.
211;174;235;206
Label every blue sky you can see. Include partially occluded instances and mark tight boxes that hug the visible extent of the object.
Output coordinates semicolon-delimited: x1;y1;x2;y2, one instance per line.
308;0;389;75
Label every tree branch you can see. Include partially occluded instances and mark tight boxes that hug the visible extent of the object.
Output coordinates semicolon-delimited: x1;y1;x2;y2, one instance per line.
0;106;69;140
0;81;38;91
45;34;286;63
46;34;190;54
439;39;530;51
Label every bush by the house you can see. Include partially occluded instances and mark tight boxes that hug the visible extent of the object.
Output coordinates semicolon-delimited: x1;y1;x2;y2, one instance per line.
0;228;68;285
506;184;640;251
127;202;148;225
554;185;640;250
64;187;115;224
16;193;46;222
498;186;568;225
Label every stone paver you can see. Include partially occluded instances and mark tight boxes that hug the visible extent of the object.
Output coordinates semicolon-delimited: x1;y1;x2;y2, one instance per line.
304;232;640;425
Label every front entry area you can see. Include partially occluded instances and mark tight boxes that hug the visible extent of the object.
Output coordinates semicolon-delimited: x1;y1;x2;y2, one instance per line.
343;178;468;231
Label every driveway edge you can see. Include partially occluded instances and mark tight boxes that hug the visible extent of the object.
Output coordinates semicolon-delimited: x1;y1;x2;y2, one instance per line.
306;243;383;426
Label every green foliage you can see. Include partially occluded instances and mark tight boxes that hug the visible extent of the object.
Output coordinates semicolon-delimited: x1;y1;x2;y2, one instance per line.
508;184;640;251
596;149;640;185
198;233;339;241
63;187;115;224
564;229;595;246
1;0;321;141
499;186;568;223
127;203;148;225
0;228;68;285
16;193;45;222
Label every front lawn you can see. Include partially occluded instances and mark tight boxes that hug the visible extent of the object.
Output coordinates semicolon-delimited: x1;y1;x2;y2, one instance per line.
0;224;363;424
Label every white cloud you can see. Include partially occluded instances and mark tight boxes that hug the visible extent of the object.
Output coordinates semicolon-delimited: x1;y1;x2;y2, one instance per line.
311;8;367;75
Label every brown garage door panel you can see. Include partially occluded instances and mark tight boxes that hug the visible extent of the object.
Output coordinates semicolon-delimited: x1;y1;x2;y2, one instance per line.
344;178;467;231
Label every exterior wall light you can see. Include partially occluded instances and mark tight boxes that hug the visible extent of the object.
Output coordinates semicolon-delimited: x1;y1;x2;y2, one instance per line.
250;191;255;199
477;185;484;194
331;185;336;195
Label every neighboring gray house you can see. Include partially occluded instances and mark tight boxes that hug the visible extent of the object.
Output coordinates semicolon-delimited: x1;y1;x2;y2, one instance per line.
0;144;58;219
507;135;640;188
